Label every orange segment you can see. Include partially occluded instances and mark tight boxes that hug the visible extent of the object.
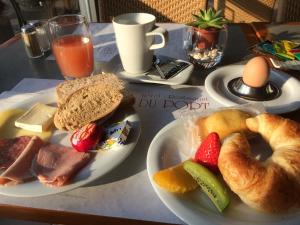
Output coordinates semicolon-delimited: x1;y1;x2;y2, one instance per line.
153;162;198;193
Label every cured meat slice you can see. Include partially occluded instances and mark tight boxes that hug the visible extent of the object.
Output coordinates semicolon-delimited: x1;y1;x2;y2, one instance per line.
0;136;44;185
0;136;32;169
32;144;93;187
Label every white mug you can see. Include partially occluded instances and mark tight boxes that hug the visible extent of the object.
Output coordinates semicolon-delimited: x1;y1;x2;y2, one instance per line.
113;13;168;74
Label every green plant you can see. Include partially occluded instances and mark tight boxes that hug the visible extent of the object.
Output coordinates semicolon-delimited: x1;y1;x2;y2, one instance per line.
190;8;228;29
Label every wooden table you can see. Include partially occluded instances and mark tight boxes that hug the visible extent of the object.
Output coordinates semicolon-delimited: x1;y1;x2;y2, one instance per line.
0;22;298;225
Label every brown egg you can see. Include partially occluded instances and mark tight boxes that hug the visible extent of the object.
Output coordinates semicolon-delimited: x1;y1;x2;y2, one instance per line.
242;56;270;88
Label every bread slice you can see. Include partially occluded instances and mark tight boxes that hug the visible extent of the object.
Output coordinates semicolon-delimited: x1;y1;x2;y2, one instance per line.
56;73;134;107
54;83;123;131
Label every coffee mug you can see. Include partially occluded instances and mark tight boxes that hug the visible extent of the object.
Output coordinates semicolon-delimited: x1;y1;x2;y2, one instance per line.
113;13;168;74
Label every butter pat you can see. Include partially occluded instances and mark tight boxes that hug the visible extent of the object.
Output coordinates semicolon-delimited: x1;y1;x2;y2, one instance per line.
100;120;132;150
15;103;57;132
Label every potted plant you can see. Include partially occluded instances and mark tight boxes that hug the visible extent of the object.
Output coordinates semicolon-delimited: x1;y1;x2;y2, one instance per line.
189;8;228;49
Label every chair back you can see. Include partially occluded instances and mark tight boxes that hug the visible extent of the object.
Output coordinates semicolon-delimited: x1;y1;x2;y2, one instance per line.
213;0;276;23
98;0;207;23
277;0;300;22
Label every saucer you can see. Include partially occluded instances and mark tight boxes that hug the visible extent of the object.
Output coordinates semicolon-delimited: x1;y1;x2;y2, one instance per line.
205;65;300;114
103;55;194;85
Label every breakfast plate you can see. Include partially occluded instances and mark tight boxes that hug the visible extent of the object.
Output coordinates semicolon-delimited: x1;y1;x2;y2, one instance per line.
147;117;300;225
102;54;194;85
0;90;141;197
205;65;300;114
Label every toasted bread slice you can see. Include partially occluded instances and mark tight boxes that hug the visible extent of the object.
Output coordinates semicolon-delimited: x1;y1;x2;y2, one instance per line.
54;83;123;131
56;73;134;107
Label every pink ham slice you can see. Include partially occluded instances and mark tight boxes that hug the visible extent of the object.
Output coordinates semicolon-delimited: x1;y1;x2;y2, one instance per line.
32;144;93;187
0;136;44;185
0;136;32;169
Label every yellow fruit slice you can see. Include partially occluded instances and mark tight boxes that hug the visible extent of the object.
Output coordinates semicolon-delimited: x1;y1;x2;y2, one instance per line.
153;162;198;193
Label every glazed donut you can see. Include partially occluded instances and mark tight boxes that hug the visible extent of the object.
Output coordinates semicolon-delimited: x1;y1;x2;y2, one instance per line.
218;113;300;213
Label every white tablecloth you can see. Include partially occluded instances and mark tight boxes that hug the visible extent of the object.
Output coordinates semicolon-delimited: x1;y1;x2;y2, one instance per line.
0;78;221;224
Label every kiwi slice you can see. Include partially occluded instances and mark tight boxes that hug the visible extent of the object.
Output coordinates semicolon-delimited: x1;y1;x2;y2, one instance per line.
183;160;230;212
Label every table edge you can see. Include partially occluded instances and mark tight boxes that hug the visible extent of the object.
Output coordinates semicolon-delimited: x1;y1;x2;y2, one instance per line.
0;203;176;225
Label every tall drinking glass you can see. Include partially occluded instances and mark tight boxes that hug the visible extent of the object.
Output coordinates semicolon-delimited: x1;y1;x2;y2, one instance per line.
48;14;94;79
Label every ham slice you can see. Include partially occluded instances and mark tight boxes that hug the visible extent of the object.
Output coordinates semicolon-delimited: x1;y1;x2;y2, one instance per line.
32;144;93;187
0;136;32;169
0;136;44;185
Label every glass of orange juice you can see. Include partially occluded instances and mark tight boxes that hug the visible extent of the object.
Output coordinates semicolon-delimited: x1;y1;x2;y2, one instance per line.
48;14;94;79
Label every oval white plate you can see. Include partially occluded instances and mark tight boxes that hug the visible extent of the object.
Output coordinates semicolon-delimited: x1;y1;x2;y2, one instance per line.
205;65;300;114
147;117;300;225
0;90;141;197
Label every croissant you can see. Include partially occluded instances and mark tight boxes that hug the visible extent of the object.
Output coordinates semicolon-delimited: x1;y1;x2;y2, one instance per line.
218;113;300;213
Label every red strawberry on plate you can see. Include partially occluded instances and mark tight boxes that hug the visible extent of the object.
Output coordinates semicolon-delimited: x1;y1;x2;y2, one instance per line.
194;132;221;173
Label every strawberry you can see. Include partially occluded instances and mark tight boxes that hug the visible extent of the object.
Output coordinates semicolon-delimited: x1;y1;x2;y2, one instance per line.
194;132;221;173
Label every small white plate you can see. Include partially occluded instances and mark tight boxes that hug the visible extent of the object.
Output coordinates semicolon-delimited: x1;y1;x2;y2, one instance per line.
205;65;300;114
0;90;141;197
103;55;194;85
147;117;300;225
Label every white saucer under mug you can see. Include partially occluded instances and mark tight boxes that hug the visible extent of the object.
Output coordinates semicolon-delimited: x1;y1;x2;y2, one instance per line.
103;54;194;85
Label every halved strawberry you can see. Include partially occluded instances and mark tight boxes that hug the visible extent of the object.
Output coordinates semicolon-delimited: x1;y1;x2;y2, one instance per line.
194;132;221;173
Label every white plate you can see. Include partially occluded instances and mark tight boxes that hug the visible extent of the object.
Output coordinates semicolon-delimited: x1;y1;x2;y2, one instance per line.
147;117;300;225
0;90;141;197
205;65;300;114
102;55;194;85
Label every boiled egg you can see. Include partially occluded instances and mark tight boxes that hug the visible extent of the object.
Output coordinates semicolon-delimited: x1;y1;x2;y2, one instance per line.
242;56;270;88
